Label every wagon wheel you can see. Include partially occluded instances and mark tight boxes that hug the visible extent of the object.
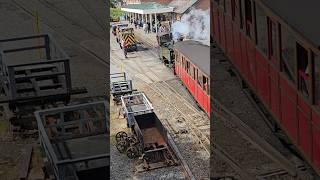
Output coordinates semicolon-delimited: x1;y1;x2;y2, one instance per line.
115;131;128;142
127;136;138;145
116;140;128;153
126;146;139;159
163;150;175;165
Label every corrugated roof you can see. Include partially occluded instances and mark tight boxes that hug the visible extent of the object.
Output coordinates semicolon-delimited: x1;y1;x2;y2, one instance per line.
262;0;320;49
174;40;210;75
169;0;198;14
123;2;171;10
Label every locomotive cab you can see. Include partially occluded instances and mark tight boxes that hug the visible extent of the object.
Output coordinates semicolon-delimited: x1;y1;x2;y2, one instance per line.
157;32;175;68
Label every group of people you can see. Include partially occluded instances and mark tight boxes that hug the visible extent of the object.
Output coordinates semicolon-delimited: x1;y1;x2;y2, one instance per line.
131;19;154;33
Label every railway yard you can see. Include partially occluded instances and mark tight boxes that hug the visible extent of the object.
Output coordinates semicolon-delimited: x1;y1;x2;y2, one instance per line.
4;0;320;180
110;22;210;179
211;41;319;179
0;0;108;179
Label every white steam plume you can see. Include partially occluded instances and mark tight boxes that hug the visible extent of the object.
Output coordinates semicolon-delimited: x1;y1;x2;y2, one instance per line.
171;8;210;46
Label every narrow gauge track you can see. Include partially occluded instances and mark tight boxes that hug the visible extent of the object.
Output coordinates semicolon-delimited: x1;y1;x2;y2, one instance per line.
12;0;109;67
212;99;310;180
75;0;108;34
211;41;316;180
110;32;210;178
39;0;105;40
110;50;209;179
136;79;210;179
150;81;210;154
111;34;210;154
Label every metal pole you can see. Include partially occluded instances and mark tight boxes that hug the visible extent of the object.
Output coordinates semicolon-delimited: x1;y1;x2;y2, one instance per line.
149;14;152;33
33;9;42;59
155;13;157;33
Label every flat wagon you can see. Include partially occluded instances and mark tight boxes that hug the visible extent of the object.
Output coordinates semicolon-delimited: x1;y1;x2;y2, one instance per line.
0;34;86;130
116;92;178;171
110;72;134;104
35;101;109;180
0;34;72;108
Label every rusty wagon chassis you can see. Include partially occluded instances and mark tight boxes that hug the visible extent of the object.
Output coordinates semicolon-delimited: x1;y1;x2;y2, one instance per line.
35;101;109;180
114;92;180;172
0;34;87;131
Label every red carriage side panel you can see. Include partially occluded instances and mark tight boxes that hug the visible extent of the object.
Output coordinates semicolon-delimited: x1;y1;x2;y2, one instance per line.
225;16;234;60
213;6;219;41
312;111;320;171
198;86;204;109
297;97;312;158
182;68;186;84
219;14;226;51
269;65;281;120
256;52;270;107
240;35;249;80
186;72;190;88
191;78;196;97
246;40;257;90
175;63;179;77
233;24;242;69
207;95;210;116
280;77;298;143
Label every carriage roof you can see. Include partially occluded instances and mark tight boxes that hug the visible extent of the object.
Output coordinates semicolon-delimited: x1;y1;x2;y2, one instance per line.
174;40;210;76
262;0;320;48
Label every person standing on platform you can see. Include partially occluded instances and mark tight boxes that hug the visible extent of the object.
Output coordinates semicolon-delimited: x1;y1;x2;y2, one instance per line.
122;40;128;58
147;22;151;33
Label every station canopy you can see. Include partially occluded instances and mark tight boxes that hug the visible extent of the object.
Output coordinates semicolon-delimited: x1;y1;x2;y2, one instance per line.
121;2;174;14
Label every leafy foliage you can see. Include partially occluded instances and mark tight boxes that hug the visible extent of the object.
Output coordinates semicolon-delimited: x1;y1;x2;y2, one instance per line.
111;8;124;18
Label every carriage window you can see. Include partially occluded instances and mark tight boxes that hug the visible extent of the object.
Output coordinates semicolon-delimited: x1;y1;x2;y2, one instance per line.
267;18;278;60
203;76;208;93
225;0;231;15
186;60;190;74
314;53;320;104
239;0;244;29
197;71;203;86
244;0;253;37
231;0;236;20
192;66;196;80
280;25;296;82
255;4;268;56
182;56;185;68
175;51;179;64
297;43;310;97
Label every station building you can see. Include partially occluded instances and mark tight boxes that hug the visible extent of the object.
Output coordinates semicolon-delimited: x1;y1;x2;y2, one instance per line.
120;0;210;33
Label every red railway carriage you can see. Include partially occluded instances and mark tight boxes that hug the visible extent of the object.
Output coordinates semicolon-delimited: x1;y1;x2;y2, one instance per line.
212;0;320;174
174;40;210;116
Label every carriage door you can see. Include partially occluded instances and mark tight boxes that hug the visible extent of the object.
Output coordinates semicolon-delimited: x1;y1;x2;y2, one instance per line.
297;42;311;99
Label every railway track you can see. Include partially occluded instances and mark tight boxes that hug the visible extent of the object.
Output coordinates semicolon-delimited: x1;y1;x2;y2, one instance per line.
150;81;210;153
212;99;312;180
211;40;316;180
134;79;209;179
110;30;210;178
12;0;109;67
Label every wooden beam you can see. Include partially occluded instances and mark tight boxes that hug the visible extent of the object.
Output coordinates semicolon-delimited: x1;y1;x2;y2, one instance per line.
19;144;33;180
